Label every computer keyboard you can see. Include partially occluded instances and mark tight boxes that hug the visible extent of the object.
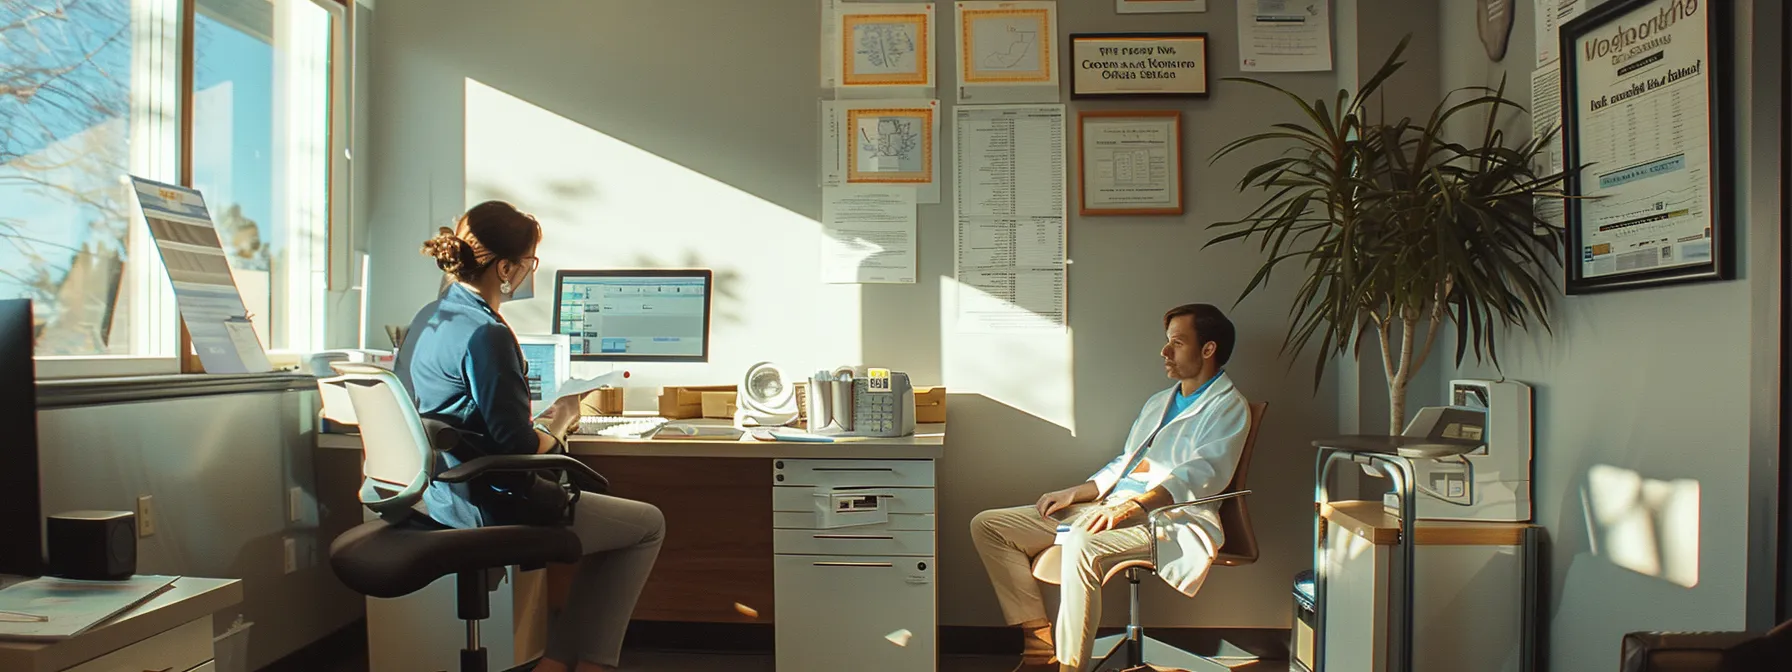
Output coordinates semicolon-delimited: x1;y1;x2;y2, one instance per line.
578;415;668;438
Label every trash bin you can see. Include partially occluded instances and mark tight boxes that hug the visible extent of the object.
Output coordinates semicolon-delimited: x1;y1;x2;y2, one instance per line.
1292;570;1316;672
213;615;253;672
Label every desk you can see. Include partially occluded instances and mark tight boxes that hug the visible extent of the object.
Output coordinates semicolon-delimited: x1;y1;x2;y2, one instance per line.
0;577;243;672
319;421;946;672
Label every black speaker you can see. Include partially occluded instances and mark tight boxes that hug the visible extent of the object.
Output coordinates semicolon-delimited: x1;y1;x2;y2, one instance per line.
46;511;137;580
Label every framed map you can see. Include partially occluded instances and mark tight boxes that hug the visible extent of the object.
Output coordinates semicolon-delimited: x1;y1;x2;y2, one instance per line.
957;2;1057;87
838;4;935;89
847;107;935;184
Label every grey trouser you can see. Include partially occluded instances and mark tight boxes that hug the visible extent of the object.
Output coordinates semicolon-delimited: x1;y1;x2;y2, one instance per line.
546;492;666;667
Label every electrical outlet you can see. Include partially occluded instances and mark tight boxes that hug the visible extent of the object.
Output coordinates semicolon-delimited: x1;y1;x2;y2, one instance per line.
288;487;304;523
283;537;297;574
136;495;155;537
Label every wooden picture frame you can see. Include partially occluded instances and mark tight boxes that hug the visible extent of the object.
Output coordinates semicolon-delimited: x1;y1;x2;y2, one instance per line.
1077;110;1183;216
1559;0;1733;294
1069;33;1210;99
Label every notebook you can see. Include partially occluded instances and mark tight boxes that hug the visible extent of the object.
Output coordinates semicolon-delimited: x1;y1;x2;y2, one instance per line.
0;575;179;640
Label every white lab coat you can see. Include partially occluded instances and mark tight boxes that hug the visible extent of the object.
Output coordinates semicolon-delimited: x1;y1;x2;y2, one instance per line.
1087;372;1252;597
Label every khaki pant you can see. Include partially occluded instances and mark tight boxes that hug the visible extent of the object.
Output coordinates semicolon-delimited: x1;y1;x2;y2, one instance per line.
970;503;1150;669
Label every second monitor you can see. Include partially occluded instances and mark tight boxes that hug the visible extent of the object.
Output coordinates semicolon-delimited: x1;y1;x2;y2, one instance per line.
553;269;712;362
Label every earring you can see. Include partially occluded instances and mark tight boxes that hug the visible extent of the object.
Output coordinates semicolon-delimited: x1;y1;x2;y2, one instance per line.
500;280;513;294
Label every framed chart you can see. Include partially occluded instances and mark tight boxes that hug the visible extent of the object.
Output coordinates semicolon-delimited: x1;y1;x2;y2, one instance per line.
1559;0;1733;294
1077;110;1183;216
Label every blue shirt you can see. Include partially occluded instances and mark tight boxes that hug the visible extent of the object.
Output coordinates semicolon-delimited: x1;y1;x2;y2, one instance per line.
1111;373;1224;499
393;284;540;529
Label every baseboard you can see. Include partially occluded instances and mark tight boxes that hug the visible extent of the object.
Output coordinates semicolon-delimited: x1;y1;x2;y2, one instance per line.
626;621;1289;659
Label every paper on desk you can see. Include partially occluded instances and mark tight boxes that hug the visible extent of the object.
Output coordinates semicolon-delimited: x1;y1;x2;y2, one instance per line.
532;370;628;416
0;575;178;640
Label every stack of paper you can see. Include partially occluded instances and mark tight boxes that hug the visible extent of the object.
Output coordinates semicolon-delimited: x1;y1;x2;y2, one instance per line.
0;575;178;640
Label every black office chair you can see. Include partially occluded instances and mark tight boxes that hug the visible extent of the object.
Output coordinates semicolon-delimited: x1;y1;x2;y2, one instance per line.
320;363;607;672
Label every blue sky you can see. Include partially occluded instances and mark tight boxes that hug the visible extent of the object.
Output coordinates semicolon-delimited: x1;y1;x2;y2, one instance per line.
0;3;275;300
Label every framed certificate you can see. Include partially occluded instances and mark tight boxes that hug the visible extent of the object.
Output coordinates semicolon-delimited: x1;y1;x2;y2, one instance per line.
1069;33;1209;99
1559;0;1733;293
1077;110;1183;216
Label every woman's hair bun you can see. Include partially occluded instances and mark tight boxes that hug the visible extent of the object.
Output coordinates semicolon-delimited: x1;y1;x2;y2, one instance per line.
420;227;478;276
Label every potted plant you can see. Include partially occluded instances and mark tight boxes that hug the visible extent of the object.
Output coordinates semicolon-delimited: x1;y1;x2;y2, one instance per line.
1207;37;1568;432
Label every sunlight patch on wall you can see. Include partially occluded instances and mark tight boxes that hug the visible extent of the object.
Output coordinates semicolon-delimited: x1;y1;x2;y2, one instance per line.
464;78;860;399
1584;464;1700;588
939;277;1075;432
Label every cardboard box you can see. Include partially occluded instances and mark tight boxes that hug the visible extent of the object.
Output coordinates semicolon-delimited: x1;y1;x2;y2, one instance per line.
701;391;739;419
914;386;946;424
658;385;736;419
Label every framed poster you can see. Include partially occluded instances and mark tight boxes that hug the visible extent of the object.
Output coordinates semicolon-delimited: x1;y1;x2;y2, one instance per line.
1559;0;1732;294
1077;110;1183;216
1069;33;1210;99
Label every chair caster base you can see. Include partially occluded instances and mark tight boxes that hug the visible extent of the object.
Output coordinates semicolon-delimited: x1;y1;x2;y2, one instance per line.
460;646;487;672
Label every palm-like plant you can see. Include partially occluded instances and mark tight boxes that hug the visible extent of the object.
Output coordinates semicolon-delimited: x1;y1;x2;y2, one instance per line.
1208;36;1568;432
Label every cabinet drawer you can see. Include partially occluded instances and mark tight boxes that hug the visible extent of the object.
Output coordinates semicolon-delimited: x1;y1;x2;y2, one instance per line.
774;529;935;556
67;616;211;672
774;554;934;672
773;512;935;531
773;486;935;514
772;459;933;487
188;662;217;672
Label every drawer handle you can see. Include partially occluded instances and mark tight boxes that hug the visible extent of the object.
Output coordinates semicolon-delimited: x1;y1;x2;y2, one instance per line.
812;467;896;472
812;534;895;540
812;561;894;568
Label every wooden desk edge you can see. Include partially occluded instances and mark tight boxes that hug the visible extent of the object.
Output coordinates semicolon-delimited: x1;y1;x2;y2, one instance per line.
318;424;947;460
0;577;243;672
1320;500;1536;546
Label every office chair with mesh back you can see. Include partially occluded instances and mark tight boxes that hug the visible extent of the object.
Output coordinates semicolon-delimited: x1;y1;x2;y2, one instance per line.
320;363;608;672
1032;401;1267;672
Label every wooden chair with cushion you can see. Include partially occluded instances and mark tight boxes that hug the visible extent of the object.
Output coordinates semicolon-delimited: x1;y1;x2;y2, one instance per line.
1031;401;1267;671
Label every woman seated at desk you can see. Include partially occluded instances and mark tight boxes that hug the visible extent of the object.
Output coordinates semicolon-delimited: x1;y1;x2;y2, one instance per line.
394;200;665;672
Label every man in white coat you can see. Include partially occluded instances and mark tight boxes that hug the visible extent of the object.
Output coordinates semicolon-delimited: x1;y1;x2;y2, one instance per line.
970;303;1253;672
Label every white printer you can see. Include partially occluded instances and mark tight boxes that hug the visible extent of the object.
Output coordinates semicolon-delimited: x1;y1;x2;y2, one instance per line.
1385;379;1534;522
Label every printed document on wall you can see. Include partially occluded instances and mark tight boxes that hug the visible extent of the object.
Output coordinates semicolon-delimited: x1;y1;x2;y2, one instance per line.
1534;0;1586;67
1569;0;1713;281
129;176;272;374
955;1;1060;103
952;104;1067;333
821;99;942;203
822;186;917;284
1238;0;1331;72
825;1;937;98
1531;64;1565;230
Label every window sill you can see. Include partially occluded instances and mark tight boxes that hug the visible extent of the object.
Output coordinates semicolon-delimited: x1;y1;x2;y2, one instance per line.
37;372;318;410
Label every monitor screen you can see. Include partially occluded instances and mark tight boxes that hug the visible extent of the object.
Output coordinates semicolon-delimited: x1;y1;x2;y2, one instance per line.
0;299;39;576
552;269;712;362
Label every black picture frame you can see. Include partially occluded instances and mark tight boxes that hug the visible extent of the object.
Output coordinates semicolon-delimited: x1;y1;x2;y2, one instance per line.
1559;0;1734;294
1068;32;1210;100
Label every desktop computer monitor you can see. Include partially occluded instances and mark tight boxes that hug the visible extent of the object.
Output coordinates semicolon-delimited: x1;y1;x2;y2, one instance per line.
0;299;40;576
552;269;712;362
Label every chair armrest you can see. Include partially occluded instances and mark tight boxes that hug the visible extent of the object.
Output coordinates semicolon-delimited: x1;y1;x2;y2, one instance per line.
437;454;610;494
419;418;462;453
1145;490;1251;565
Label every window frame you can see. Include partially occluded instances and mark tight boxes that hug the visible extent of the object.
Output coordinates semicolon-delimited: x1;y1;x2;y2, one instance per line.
19;0;353;378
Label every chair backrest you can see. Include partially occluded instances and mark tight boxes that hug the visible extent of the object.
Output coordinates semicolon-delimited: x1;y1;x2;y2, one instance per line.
1214;401;1268;567
317;363;434;518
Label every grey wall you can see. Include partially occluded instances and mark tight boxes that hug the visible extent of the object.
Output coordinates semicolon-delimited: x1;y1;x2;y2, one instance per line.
364;0;1353;629
37;392;363;670
1436;1;1783;669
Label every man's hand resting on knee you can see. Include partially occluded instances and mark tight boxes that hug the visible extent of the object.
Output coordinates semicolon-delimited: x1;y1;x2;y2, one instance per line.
1035;481;1100;519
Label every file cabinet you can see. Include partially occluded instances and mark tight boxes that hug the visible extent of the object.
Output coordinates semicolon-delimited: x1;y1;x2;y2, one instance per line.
772;458;937;672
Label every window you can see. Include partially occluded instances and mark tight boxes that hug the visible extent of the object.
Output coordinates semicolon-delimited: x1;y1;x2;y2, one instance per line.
192;0;335;354
0;0;344;376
